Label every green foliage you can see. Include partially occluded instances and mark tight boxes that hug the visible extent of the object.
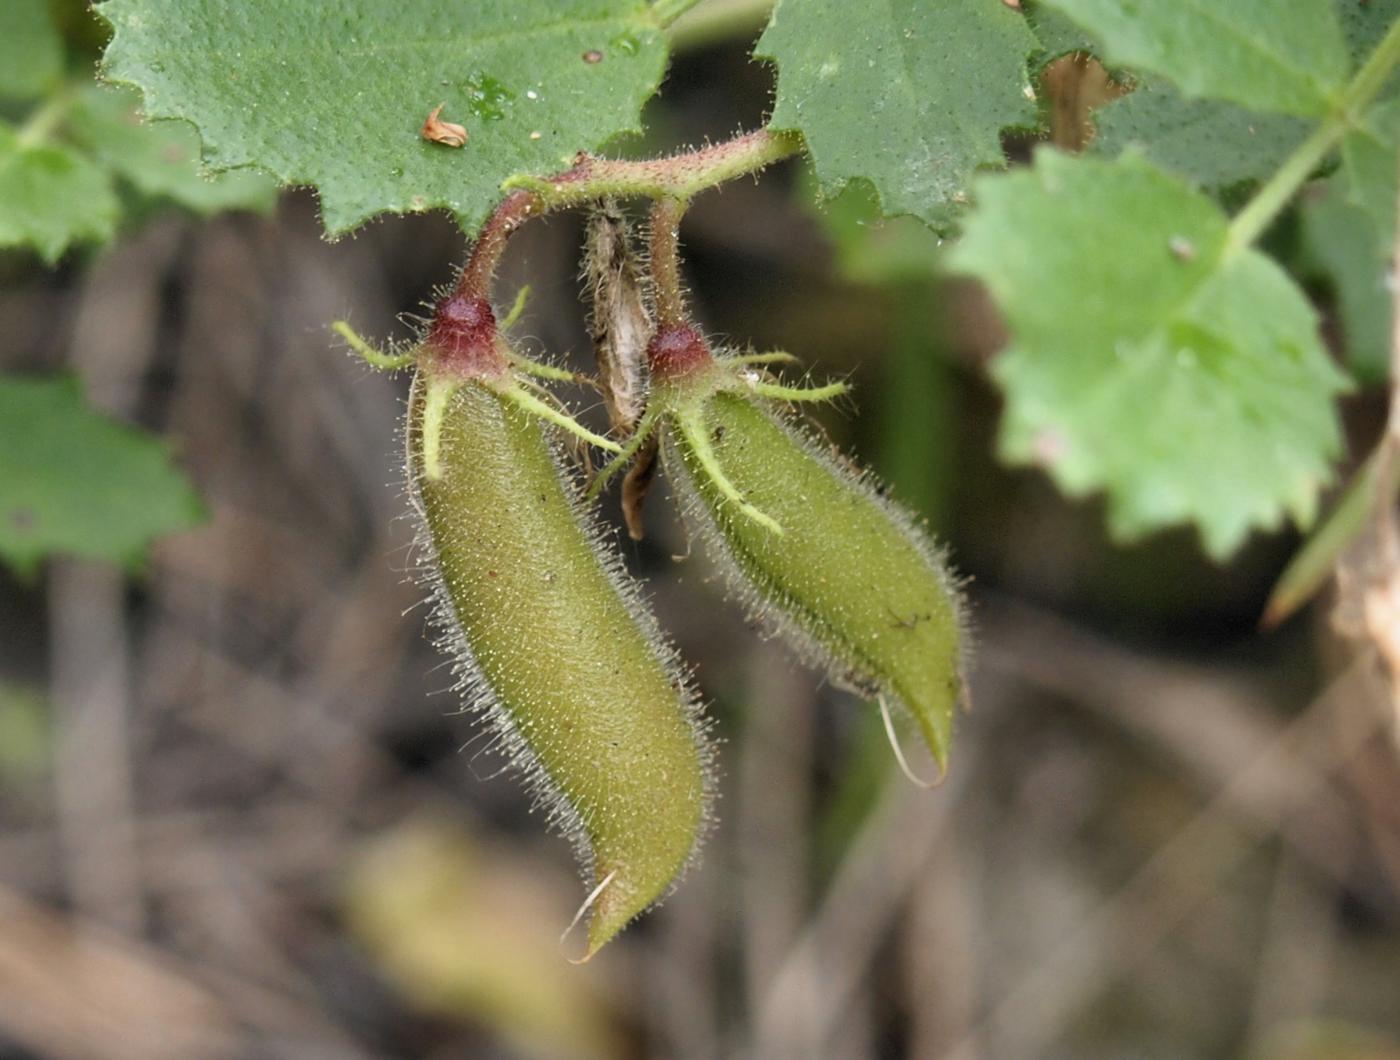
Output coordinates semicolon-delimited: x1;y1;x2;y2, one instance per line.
1087;0;1400;197
0;376;205;575
1339;99;1400;255
68;84;276;215
1092;82;1307;190
74;0;1400;566
1339;0;1400;71
98;0;670;237
0;125;120;264
810;177;944;285
756;0;1038;227
1298;181;1392;383
1023;0;1096;65
0;0;274;261
0;0;63;100
1042;0;1351;117
949;150;1349;559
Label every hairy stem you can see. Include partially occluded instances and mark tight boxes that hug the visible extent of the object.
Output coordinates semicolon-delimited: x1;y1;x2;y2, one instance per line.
650;197;690;328
457;128;802;299
1227;14;1400;252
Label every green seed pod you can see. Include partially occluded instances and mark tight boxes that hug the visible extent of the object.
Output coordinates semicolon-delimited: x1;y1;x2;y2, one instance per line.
403;296;711;957
599;324;966;772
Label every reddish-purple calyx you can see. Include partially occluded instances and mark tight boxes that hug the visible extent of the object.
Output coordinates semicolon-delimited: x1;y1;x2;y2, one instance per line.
426;295;506;376
647;324;711;382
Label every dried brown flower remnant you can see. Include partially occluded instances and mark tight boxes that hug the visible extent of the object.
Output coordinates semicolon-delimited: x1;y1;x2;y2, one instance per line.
583;202;652;436
421;103;467;148
583;202;656;537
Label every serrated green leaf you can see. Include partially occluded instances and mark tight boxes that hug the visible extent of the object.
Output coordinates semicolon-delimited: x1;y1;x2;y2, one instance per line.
1042;0;1351;117
0;124;120;263
68;84;276;215
1298;180;1391;384
755;0;1038;226
0;375;205;575
948;150;1348;559
97;0;669;237
1024;0;1096;65
1093;80;1308;189
0;0;63;101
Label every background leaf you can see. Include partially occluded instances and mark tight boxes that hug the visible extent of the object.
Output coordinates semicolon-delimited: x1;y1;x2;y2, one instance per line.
1092;80;1307;190
68;84;276;215
0;125;120;263
1041;0;1351;117
0;375;205;575
1024;0;1097;66
98;0;671;237
1339;0;1400;86
809;176;945;285
1298;180;1392;385
0;0;63;101
1338;98;1400;256
948;149;1348;559
755;0;1038;226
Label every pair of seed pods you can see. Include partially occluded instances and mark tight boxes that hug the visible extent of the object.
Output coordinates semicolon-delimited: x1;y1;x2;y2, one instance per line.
342;212;966;959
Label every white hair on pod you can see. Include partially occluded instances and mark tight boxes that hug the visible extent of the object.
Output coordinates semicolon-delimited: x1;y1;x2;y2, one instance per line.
661;373;973;732
397;376;717;912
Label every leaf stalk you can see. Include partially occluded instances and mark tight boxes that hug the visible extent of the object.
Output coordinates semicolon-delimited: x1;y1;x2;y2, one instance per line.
1227;14;1400;252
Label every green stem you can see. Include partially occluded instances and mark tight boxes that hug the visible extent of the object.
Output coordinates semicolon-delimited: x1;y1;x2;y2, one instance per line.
16;87;73;150
665;0;775;51
461;126;802;299
1227;14;1400;251
501;127;802;210
650;0;709;28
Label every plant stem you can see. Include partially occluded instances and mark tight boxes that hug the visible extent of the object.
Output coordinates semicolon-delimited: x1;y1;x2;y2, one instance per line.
456;190;540;299
651;0;710;28
504;127;802;208
649;197;689;328
1227;14;1400;252
16;87;73;150
457;127;802;299
666;0;775;51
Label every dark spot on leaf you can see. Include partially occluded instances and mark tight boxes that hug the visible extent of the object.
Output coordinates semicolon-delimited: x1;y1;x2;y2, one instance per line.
8;508;36;533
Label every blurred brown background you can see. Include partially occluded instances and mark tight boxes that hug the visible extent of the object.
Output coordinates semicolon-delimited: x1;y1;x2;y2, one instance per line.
3;26;1400;1060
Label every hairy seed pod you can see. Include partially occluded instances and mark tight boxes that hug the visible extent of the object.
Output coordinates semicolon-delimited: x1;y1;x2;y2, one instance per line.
407;351;709;956
604;325;966;771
